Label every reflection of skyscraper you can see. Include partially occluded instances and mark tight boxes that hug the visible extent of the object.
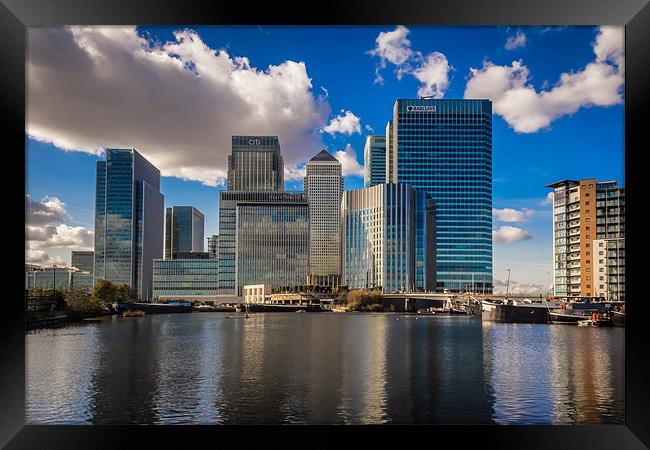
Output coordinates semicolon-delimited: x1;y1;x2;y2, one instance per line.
71;250;94;273
304;150;343;287
94;148;164;300
207;234;219;259
165;206;205;259
390;99;493;292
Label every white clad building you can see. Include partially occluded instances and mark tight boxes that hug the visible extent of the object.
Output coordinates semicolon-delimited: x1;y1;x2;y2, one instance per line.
304;150;344;287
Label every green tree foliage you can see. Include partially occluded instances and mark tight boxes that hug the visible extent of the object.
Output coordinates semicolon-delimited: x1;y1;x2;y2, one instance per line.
65;287;106;319
346;290;384;312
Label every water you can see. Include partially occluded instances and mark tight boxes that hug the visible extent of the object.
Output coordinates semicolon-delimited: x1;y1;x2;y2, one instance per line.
26;313;625;424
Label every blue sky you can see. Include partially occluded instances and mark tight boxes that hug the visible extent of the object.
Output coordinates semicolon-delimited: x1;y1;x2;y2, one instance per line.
25;25;624;293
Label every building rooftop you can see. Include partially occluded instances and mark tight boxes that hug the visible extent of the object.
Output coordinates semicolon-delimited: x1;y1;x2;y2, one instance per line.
309;149;338;163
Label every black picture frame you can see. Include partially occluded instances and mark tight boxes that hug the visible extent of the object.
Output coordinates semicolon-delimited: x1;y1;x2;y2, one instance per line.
3;0;649;447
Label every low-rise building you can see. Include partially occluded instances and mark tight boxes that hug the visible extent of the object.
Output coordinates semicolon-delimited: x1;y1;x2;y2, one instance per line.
152;258;219;302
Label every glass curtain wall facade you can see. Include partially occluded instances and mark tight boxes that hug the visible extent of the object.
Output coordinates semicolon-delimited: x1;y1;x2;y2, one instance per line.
94;148;164;300
236;202;309;295
71;251;94;273
165;206;205;259
341;183;435;293
364;136;386;187
152;258;219;301
304;150;343;287
207;234;219;259
227;136;284;191
392;99;492;292
218;191;306;296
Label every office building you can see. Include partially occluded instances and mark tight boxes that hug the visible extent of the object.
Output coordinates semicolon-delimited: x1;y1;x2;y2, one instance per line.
207;234;219;259
71;251;94;274
27;267;94;292
94;148;164;300
236;197;310;295
165;206;205;259
152;258;219;302
363;136;386;187
341;183;435;293
227;136;284;191
389;98;492;292
547;179;625;300
304;149;344;287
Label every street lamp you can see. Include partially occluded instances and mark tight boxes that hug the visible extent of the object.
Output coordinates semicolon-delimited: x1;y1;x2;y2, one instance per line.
505;268;511;300
52;265;57;291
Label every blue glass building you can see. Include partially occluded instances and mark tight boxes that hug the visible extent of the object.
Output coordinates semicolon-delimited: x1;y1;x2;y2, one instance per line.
391;99;492;292
363;135;386;187
94;148;164;300
165;206;205;259
152;258;219;302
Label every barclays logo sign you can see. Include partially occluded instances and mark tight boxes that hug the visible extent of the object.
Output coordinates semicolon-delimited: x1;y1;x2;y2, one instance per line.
406;105;437;112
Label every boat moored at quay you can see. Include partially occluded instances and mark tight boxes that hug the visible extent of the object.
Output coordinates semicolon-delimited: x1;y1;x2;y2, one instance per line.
480;298;558;323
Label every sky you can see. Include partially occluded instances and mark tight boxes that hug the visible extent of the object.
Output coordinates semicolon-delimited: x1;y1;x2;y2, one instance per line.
25;25;625;294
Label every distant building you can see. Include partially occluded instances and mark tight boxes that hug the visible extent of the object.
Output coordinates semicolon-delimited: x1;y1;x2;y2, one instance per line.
243;284;272;304
304;149;343;287
228;136;284;191
71;251;94;274
94;148;164;300
165;206;205;259
27;267;93;292
363;135;386;187
547;179;625;300
207;234;219;259
341;183;435;293
152;258;219;302
385;120;395;183
236;197;310;296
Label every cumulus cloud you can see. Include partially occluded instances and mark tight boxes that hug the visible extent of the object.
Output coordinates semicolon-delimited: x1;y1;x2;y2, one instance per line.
321;110;362;135
27;26;330;187
464;26;623;133
542;192;554;206
505;31;527;50
25;195;94;266
333;144;364;177
493;225;532;243
493;207;535;222
284;164;307;181
369;26;451;98
493;278;546;295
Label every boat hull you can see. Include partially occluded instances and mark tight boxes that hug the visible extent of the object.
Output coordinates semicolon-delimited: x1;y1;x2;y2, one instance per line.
549;311;590;324
612;311;625;327
481;302;550;324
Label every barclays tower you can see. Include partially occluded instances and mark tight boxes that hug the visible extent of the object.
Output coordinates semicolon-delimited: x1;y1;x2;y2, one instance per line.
388;99;492;293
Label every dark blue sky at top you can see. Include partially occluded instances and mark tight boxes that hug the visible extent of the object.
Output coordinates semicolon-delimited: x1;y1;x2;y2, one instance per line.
26;25;624;272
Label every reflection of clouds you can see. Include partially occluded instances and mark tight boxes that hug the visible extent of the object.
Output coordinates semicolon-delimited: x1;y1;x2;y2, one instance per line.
26;325;100;424
339;315;388;424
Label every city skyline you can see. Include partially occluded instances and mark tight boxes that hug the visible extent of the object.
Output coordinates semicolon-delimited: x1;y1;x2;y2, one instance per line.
25;25;625;294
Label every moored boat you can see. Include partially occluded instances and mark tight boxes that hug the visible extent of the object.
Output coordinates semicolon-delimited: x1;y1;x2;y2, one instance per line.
612;310;625;327
481;299;558;324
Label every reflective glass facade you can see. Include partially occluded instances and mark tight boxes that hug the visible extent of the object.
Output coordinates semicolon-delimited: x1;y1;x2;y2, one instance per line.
341;183;435;293
236;201;309;294
71;251;94;274
363;136;386;187
152;258;219;301
207;234;219;259
228;136;284;191
94;149;164;300
393;99;492;292
165;206;205;259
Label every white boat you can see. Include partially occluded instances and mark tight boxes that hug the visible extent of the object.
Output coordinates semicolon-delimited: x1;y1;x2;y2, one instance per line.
577;319;593;327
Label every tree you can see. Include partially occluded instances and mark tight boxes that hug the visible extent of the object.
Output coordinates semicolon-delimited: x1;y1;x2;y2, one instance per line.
92;279;119;303
117;283;137;302
65;287;106;319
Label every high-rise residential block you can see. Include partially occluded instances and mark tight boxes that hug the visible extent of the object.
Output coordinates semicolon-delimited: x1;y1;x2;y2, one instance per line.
94;148;164;300
227;136;284;191
547;179;625;300
341;183;435;293
363;136;386;187
390;99;492;292
304;149;343;287
165;206;205;259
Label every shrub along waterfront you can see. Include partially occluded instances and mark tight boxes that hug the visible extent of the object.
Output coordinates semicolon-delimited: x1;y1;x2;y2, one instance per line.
345;290;383;312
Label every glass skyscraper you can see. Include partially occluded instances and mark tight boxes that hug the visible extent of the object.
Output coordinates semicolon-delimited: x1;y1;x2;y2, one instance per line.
71;250;94;273
165;206;205;259
227;136;284;191
363;136;386;188
304;149;343;287
94;148;164;300
341;183;435;293
236;199;309;293
391;99;492;292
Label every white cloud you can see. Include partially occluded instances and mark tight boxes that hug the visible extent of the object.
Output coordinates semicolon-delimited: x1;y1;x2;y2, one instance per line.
369;26;452;98
493;225;532;243
505;31;526;50
464;26;623;133
542;192;554;206
321;110;362;135
365;124;375;133
27;26;330;187
493;278;546;295
413;52;450;98
25;195;94;265
284;165;306;181
493;207;535;222
333;144;364;177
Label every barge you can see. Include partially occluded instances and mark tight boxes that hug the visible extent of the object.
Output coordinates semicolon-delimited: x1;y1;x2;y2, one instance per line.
481;299;559;324
114;301;193;314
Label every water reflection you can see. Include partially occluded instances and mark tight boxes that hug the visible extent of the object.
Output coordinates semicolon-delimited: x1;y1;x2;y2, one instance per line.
26;314;624;424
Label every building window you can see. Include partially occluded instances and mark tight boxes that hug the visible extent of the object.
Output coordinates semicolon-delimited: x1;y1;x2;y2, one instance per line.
586;235;590;239
585;218;590;222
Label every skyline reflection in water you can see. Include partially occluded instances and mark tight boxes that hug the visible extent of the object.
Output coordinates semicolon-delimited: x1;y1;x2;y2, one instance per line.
26;313;624;424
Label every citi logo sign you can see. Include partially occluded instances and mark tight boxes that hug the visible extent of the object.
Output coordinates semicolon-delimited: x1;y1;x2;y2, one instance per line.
248;138;262;145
